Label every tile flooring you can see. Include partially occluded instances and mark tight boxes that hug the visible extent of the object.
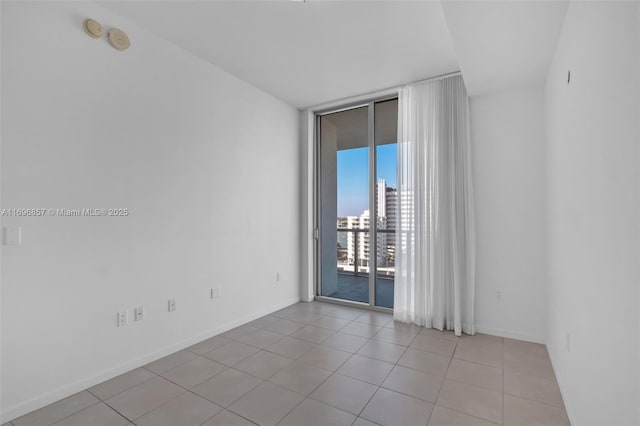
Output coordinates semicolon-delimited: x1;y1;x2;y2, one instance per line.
5;301;570;426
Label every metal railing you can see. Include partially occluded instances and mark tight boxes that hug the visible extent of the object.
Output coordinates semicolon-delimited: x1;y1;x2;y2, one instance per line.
337;228;395;277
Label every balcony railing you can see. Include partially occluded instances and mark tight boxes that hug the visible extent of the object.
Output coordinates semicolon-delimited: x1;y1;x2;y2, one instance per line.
336;228;395;278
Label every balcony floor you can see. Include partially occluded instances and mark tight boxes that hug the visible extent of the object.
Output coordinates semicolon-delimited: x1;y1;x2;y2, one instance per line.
327;274;394;308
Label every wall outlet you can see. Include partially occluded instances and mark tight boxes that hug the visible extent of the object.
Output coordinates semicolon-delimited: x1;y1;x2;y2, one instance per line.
496;290;503;303
134;306;144;321
117;311;128;327
168;299;176;312
4;227;22;246
211;288;221;299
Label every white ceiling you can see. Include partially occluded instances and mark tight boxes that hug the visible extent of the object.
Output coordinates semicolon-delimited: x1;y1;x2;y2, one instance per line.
99;1;459;109
100;0;569;107
441;0;569;96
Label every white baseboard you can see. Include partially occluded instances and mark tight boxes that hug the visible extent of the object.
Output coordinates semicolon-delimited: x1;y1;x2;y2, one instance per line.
547;346;577;426
1;296;300;423
475;324;546;344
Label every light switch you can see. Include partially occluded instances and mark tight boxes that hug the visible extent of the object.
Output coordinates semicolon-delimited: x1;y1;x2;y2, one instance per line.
211;288;221;299
4;227;21;245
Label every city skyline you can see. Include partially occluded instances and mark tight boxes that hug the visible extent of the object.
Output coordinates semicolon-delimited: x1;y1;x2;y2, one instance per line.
337;143;397;217
336;179;397;274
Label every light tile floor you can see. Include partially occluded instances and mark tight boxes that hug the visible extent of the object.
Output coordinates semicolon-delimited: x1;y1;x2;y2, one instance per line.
6;301;570;426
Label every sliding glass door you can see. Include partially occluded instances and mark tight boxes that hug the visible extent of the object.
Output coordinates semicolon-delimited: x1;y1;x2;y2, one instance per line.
316;98;398;309
374;99;398;308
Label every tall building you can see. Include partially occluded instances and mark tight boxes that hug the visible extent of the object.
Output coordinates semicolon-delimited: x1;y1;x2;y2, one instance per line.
376;179;396;268
339;180;397;272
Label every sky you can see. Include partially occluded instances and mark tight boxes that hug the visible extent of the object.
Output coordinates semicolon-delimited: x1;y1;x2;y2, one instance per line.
337;144;397;217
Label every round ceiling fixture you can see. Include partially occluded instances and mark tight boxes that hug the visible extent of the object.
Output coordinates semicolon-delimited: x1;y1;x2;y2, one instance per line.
108;28;131;51
83;18;104;39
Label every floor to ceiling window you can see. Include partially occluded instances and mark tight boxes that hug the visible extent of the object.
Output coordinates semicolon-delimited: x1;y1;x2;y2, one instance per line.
316;98;398;310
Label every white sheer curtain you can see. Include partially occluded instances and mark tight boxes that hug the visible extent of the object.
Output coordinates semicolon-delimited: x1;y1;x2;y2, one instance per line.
394;74;475;336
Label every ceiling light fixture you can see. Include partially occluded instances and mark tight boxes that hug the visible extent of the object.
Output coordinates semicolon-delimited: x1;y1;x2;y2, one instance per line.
83;18;103;39
108;28;131;51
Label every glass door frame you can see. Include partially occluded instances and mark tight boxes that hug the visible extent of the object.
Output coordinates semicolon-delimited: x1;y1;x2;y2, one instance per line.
313;94;398;312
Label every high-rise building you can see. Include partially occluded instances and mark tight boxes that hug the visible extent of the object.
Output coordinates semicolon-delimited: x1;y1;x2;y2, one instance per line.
376;179;396;268
339;180;397;272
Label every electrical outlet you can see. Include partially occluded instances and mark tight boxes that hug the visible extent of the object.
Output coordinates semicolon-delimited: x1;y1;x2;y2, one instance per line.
168;299;176;312
211;288;221;299
496;290;503;303
4;227;22;245
134;306;144;321
117;311;128;327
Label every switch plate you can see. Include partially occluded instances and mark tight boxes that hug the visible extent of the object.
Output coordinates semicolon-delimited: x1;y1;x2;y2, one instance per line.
211;288;221;299
117;311;128;327
168;299;176;312
134;306;144;321
4;227;21;245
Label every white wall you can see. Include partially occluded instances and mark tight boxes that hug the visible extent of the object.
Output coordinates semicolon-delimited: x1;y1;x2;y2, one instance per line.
0;2;300;422
544;2;639;425
470;87;547;343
